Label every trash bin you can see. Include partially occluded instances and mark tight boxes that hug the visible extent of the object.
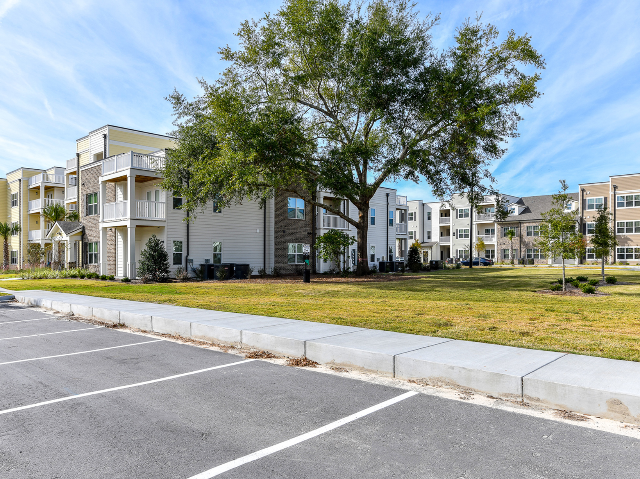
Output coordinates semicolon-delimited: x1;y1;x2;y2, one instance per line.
213;264;231;280
200;264;209;280
430;260;442;270
303;269;310;283
234;264;251;279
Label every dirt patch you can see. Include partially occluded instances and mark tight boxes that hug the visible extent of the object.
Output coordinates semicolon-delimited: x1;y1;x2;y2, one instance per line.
245;350;278;359
287;357;319;368
554;409;589;421
329;366;349;373
536;288;608;297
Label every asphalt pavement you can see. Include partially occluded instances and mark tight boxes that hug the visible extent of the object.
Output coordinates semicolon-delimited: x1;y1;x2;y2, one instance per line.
0;302;638;478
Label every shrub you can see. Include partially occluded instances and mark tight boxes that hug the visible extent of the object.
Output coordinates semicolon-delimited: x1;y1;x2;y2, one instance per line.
407;241;421;273
107;275;115;281
581;284;596;294
576;275;588;282
605;276;617;284
570;280;581;288
455;263;461;269
369;265;378;274
565;277;575;283
528;258;534;265
247;266;254;277
137;234;170;283
216;268;228;281
549;284;562;292
121;277;131;283
258;267;267;278
79;273;86;279
271;266;282;277
175;267;190;282
99;275;107;280
588;279;598;286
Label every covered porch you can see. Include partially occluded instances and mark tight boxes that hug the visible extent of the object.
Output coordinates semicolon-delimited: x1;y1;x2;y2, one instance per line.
45;221;83;269
103;224;165;278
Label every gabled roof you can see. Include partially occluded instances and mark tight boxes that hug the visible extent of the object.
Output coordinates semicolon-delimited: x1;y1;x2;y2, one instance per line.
46;221;83;239
498;193;579;222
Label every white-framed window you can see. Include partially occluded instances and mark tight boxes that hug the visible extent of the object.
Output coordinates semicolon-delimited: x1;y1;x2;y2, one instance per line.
503;226;517;236
616;195;640;208
212;241;222;264
408;231;415;240
408;212;415;222
457;208;469;219
388;245;393;259
10;250;17;265
526;248;545;259
288;243;304;264
11;222;18;236
212;195;222;213
369;245;375;263
484;249;495;259
508;206;516;214
87;242;99;264
427;211;431;220
616;221;640;234
10;193;18;208
388;211;394;227
86;192;98;216
172;195;183;210
457;249;469;259
172;241;183;265
564;202;573;212
502;249;510;259
426;231;431;240
370;208;376;226
586;247;596;260
586;222;595;235
526;225;539;237
617;247;640;260
586;197;604;210
483;228;495;236
457;228;470;239
287;198;305;219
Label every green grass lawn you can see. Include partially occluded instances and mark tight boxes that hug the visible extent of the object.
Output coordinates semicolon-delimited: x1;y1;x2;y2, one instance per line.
13;267;640;362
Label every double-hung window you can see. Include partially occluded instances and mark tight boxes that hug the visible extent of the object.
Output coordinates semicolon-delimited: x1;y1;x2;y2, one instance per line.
457;249;469;260
388;211;394;227
408;231;415;240
503;226;517;237
526;248;544;259
484;249;495;259
616;221;638;234
457;228;470;239
287;198;305;219
370;208;376;226
617;247;640;260
87;242;99;264
426;231;431;240
457;208;469;219
369;245;375;263
427;211;431;220
502;249;510;259
288;243;304;264
586;223;595;235
10;250;17;265
484;228;495;236
586;197;604;210
212;242;222;264
11;222;18;236
408;212;415;222
173;241;183;265
10;193;18;208
526;225;539;237
86;193;98;216
172;194;183;210
617;195;640;208
586;247;596;260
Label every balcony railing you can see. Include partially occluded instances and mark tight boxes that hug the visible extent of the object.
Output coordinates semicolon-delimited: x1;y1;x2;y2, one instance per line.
66;186;77;200
66;158;76;170
396;195;407;206
320;214;348;230
28;198;64;212
440;217;450;224
28;173;64;188
478;235;496;242
102;152;165;176
476;213;495;221
440;236;451;243
103;200;166;221
28;230;42;241
396;223;407;235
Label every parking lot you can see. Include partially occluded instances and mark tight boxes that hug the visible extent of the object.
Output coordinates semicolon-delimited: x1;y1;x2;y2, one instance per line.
0;302;639;478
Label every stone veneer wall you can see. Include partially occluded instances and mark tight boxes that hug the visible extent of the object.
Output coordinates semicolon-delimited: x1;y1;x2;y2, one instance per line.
273;189;313;275
496;220;547;264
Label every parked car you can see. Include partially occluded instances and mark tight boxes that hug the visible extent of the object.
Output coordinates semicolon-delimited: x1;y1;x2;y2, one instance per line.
461;257;494;266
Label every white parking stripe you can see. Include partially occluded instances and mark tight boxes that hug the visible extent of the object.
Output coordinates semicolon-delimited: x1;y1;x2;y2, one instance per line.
188;391;419;479
0;339;164;366
0;359;254;416
0;318;49;325
0;327;102;341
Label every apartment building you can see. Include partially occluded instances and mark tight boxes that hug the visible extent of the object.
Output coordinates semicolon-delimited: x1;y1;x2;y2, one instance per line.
580;173;640;264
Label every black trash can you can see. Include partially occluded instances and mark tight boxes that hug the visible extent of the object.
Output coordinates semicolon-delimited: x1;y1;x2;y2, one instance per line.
234;264;251;279
303;269;311;283
200;264;209;280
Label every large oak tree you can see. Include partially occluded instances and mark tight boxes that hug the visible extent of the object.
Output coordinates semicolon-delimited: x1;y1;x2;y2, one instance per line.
162;0;545;274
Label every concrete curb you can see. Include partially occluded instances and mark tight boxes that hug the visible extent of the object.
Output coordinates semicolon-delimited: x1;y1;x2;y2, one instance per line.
9;289;640;424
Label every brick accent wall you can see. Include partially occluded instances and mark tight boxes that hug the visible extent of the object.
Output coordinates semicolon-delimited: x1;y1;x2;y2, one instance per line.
497;221;547;264
273;190;313;274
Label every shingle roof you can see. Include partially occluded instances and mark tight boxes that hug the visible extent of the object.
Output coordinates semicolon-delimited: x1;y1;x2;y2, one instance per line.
55;221;83;235
498;193;579;222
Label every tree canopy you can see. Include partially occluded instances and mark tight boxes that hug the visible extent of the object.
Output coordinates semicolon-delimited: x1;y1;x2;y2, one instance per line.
162;0;545;274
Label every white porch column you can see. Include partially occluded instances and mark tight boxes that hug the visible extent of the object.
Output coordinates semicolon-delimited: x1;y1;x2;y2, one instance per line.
127;172;135;220
100;227;108;275
127;226;136;279
99;180;106;222
39;183;45;248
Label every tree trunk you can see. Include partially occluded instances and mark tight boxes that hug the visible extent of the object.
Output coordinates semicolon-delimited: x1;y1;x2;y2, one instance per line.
562;257;566;291
601;255;605;283
356;209;370;276
3;238;7;270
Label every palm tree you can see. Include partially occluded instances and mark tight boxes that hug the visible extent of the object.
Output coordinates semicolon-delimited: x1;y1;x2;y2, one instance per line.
0;222;21;270
66;210;80;222
505;229;516;265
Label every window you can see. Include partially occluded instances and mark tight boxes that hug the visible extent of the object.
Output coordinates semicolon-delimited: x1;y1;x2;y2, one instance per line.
408;212;415;222
10;193;18;207
10;250;17;265
503;226;517;237
586;247;596;260
212;196;222;213
408;231;415;240
483;228;495;236
173;241;183;265
457;249;469;260
427;211;431;220
388;246;393;259
388;211;394;227
212;242;222;264
11;222;18;236
369;245;375;263
507;206;516;215
370;208;376;226
87;242;99;264
173;195;183;210
86;193;98;216
586;222;595;235
287;198;305;219
526;225;539;237
564;202;573;212
617;247;640;260
485;249;495;259
287;243;304;264
426;231;431;240
502;249;510;260
586;197;604;210
457;228;470;239
616;221;640;234
526;248;545;259
457;208;469;219
617;195;640;208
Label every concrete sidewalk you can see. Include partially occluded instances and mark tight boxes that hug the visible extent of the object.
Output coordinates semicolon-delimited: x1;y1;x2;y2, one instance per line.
10;289;640;424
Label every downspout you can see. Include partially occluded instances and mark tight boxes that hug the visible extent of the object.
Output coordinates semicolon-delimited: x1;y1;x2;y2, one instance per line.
311;191;317;273
185;177;190;272
469;199;473;268
612;184;618;264
386;193;389;261
263;198;267;272
103;134;107;159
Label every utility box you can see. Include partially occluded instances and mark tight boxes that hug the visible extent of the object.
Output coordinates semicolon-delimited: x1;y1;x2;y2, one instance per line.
234;264;251;279
213;264;232;280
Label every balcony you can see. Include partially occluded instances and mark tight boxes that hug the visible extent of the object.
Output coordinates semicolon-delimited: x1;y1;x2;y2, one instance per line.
320;214;349;230
28;198;64;212
396;223;407;235
102;152;165;176
66;186;77;201
440;236;451;243
103;200;166;221
28;173;64;188
66;158;76;171
476;213;495;222
28;230;42;241
396;195;407;206
440;217;451;224
478;235;496;243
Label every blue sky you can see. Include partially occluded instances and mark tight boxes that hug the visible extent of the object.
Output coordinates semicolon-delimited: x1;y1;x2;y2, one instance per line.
1;0;639;201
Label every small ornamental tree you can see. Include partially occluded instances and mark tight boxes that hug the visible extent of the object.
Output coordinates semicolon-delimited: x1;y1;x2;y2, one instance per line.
474;237;486;259
137;235;171;282
505;228;516;264
537;180;584;291
407;240;422;272
315;229;356;272
26;243;45;269
591;206;617;282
